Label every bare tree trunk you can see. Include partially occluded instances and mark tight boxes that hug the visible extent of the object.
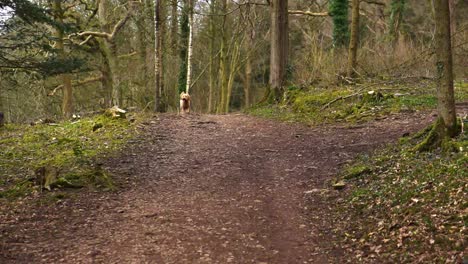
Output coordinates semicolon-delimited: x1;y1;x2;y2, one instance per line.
225;42;241;112
99;45;114;108
160;0;167;111
415;0;458;152
185;0;194;94
243;23;253;108
207;0;216;113
171;0;178;53
98;0;115;107
110;42;122;107
434;0;457;136
136;1;149;102
244;49;252;108
53;0;73;118
154;0;162;111
448;0;456;35
216;0;228;113
347;0;360;78
268;0;288;102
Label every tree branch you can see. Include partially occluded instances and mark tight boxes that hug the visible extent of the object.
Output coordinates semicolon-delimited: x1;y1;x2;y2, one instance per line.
78;4;134;41
288;10;330;17
48;76;103;96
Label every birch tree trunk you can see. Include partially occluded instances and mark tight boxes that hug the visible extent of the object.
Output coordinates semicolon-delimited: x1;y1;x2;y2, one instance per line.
347;0;360;78
52;0;73;118
185;0;194;94
177;0;189;94
268;0;288;102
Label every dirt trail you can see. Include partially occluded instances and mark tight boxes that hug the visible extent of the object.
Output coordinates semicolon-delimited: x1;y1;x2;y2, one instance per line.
0;113;432;263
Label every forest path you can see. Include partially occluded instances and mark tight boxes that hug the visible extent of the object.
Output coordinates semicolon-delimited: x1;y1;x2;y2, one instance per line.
1;113;432;263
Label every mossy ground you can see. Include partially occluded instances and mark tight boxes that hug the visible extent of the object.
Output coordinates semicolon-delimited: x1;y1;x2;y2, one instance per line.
247;81;468;126
336;128;467;262
247;81;467;262
0;113;150;200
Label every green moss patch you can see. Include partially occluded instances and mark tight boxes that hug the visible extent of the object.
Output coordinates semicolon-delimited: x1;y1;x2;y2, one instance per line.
247;81;468;126
0;113;147;200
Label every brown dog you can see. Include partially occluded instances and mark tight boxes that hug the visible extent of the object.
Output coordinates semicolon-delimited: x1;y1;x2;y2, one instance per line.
180;92;191;114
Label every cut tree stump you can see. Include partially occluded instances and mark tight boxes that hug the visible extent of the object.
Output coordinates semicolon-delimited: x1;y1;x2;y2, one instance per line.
105;106;127;119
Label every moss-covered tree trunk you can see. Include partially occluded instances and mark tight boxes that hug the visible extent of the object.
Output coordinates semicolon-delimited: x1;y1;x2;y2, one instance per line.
434;0;457;137
415;0;457;152
329;0;349;47
268;0;289;103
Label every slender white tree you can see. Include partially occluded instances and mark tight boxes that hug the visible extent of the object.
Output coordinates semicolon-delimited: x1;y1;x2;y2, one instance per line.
186;0;194;94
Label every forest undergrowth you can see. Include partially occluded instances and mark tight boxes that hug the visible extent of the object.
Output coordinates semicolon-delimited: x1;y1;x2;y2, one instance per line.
248;80;468;263
335;128;467;263
247;80;468;126
0;112;148;201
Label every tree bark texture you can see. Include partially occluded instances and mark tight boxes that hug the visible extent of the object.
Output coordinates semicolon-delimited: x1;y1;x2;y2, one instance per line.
244;37;252;108
154;0;162;111
185;0;194;94
347;0;360;78
171;0;178;53
217;0;228;113
136;2;149;96
434;0;457;137
177;0;189;94
53;0;73;118
269;0;288;102
98;0;115;107
208;0;217;113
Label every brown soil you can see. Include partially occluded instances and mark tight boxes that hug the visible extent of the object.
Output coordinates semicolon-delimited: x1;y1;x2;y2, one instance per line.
0;112;433;263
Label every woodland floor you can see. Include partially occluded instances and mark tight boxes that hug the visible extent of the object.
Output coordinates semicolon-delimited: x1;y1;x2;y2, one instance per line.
0;112;433;263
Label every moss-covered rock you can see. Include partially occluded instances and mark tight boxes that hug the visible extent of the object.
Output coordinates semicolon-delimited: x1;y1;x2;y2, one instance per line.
343;164;372;179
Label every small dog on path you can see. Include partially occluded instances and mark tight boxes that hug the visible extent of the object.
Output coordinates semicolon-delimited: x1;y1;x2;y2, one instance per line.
180;92;191;114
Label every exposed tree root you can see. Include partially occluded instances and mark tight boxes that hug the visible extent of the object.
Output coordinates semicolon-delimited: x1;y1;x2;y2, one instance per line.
413;117;461;152
413;118;444;152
